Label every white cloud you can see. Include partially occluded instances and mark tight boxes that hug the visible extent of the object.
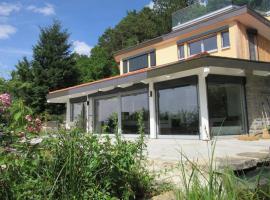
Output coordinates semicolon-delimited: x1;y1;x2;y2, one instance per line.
0;25;16;39
27;3;55;16
0;2;21;16
146;1;154;9
73;40;92;56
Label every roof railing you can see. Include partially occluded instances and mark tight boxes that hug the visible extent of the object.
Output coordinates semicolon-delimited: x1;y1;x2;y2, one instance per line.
172;0;270;30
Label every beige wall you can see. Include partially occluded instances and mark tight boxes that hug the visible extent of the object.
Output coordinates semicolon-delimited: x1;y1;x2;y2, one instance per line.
117;19;270;74
156;41;178;66
257;35;270;62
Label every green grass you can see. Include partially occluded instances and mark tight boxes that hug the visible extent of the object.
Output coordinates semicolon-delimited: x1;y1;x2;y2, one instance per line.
175;140;270;200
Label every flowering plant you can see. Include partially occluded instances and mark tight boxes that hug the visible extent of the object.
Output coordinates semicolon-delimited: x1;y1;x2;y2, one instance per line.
0;93;11;113
25;115;42;134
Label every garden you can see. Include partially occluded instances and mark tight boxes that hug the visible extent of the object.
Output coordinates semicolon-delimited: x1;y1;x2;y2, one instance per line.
1;93;270;200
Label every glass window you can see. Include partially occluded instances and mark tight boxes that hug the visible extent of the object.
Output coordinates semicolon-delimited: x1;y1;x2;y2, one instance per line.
71;102;84;122
157;84;199;135
123;60;128;73
121;92;149;134
247;33;257;61
129;54;148;72
208;82;245;136
150;51;156;66
178;45;185;59
221;31;230;48
189;40;202;56
95;97;119;134
203;35;217;52
71;102;87;130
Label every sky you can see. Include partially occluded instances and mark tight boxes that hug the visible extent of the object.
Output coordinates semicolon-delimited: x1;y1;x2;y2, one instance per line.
0;0;154;79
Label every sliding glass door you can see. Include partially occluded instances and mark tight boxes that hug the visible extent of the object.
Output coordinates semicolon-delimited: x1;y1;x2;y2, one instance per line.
156;76;199;136
207;75;246;136
93;88;149;134
121;92;149;134
95;97;119;134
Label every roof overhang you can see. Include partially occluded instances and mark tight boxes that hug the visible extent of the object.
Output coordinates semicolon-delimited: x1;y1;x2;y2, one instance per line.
47;56;270;103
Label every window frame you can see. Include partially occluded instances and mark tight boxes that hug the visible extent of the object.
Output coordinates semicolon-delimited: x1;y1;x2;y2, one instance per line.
178;44;185;60
93;88;150;135
122;50;156;74
188;34;218;57
221;30;230;49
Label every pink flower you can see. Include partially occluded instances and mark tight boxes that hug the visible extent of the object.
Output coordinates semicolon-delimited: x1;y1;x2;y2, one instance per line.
35;118;42;125
25;115;32;122
0;93;11;112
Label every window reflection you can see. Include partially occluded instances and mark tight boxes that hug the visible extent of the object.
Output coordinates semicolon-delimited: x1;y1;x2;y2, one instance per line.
71;102;87;130
95;97;118;134
121;92;149;134
157;85;199;135
208;83;245;135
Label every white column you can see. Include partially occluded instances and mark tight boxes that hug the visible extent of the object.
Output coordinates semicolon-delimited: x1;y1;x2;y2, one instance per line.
198;69;210;140
88;97;94;133
66;101;71;129
149;81;157;139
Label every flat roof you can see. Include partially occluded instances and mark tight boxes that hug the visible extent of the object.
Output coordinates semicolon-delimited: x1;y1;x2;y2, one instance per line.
47;55;270;102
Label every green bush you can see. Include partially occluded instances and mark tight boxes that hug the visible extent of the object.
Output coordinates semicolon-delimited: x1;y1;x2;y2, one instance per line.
0;129;154;199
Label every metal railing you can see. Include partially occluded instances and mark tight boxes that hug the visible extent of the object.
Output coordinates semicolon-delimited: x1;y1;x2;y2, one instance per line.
172;0;270;28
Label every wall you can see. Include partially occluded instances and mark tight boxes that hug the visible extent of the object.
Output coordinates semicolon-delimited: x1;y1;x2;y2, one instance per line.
257;35;270;62
245;73;270;134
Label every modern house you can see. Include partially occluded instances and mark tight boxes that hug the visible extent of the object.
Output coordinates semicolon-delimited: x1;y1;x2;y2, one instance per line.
47;1;270;140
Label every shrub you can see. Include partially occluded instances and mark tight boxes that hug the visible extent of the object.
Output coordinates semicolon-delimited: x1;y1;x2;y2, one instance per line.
0;128;154;199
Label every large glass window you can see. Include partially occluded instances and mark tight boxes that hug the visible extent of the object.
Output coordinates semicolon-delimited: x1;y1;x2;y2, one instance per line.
207;77;246;136
122;51;156;73
189;40;201;56
157;79;199;135
188;35;217;56
95;97;119;134
129;54;148;72
71;101;87;130
121;92;149;134
203;35;217;52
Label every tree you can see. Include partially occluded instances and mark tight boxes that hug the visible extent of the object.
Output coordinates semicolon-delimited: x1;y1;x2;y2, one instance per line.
31;21;78;114
9;57;34;106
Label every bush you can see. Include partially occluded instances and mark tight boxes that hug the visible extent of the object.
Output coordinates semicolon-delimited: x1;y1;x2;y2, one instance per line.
0;129;154;199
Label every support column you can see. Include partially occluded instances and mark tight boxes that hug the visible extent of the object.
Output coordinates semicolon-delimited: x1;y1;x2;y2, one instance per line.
66;101;71;129
198;69;210;140
149;82;157;139
88;97;94;133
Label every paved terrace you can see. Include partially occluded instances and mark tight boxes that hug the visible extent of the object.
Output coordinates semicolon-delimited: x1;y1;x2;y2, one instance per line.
146;138;270;171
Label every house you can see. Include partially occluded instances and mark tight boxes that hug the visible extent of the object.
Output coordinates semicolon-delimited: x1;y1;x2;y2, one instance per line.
47;1;270;140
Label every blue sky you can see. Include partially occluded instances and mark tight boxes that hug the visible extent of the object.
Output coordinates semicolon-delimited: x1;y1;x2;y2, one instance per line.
0;0;153;79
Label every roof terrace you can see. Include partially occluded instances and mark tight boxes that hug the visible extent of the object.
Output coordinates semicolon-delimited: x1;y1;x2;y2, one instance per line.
172;0;270;30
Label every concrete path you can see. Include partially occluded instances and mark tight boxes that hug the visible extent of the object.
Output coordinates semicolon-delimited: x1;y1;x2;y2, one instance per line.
146;138;270;170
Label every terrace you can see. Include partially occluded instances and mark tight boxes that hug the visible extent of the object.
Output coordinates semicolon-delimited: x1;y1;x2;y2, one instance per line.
172;0;270;30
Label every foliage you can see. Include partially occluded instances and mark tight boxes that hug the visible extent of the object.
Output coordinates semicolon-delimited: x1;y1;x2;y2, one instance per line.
9;21;78;115
8;99;33;134
0;127;155;199
176;140;270;200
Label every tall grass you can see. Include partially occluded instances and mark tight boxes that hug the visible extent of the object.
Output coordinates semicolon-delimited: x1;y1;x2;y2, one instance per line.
176;139;270;200
0;112;156;199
